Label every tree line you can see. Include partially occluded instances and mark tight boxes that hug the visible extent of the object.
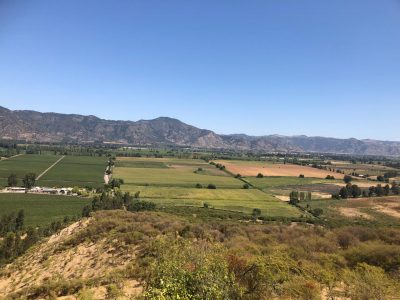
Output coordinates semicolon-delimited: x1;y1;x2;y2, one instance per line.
7;173;36;189
82;191;156;217
334;182;399;199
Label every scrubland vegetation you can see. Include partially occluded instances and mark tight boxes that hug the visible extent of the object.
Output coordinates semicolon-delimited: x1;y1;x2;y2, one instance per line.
2;209;399;299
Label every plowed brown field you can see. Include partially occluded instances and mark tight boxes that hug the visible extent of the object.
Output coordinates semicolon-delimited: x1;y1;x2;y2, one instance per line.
217;160;345;179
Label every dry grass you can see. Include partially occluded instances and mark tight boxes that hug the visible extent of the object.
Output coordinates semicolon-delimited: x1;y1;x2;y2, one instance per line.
217;160;345;179
338;197;400;220
338;207;373;220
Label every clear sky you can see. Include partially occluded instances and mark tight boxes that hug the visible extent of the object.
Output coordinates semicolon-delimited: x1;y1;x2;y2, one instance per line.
0;0;399;141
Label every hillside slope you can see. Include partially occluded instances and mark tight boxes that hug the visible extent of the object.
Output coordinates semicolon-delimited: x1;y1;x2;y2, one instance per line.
0;211;144;299
1;209;400;299
1;106;400;156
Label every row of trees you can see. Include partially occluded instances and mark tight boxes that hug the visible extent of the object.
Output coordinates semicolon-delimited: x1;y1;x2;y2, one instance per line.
289;191;312;205
7;173;36;189
82;191;156;217
210;162;226;170
195;183;217;189
0;214;76;264
334;182;400;199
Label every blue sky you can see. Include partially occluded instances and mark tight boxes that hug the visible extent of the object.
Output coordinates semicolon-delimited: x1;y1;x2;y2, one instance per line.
0;0;399;140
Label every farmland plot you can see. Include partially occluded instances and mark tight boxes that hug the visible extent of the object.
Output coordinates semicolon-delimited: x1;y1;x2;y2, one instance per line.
0;193;90;227
217;160;345;179
0;154;62;185
116;157;302;217
38;156;107;187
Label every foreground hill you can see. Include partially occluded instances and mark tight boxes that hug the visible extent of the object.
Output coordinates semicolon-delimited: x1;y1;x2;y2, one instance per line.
1;209;399;299
1;106;400;156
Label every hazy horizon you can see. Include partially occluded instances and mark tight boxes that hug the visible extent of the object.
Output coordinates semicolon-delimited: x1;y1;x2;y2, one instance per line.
1;1;399;141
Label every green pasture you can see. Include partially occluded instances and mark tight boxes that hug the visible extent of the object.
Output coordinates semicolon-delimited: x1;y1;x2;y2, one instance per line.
115;167;242;188
0;154;61;180
149;196;300;217
38;156;106;187
0;193;91;227
246;176;336;189
121;185;268;200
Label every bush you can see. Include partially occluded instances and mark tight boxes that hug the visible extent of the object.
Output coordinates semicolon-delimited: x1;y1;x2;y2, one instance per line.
344;175;352;184
127;200;156;212
207;184;217;189
243;183;250;189
195;183;203;189
256;173;264;178
299;174;305;178
344;263;398;300
283;277;322;300
142;238;239;299
344;242;400;272
106;284;123;299
252;208;261;219
311;208;323;217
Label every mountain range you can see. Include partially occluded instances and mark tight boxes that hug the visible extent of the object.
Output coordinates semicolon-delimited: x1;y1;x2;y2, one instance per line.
1;106;399;156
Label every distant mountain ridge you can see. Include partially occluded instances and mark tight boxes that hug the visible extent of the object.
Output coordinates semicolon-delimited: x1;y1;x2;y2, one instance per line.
1;106;399;156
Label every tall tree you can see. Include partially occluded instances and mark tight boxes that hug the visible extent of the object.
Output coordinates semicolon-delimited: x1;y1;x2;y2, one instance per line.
344;175;352;184
22;173;36;189
15;209;24;230
7;174;18;187
340;187;348;199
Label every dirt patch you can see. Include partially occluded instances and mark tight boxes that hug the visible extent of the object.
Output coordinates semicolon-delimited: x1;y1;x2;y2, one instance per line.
373;203;400;219
275;195;289;202
338;197;400;220
312;192;332;199
338;207;373;220
47;219;90;245
218;161;344;179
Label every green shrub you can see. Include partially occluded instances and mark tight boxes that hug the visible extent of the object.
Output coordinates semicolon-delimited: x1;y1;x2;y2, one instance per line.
344;242;400;272
142;238;239;299
344;263;398;300
128;200;156;212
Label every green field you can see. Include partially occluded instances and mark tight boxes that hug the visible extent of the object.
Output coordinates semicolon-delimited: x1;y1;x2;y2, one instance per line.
0;154;106;188
0;154;62;184
38;156;106;188
116;157;302;217
121;186;300;216
115;160;168;169
115;157;241;188
121;185;268;200
246;176;333;189
116;167;243;188
0;193;91;227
